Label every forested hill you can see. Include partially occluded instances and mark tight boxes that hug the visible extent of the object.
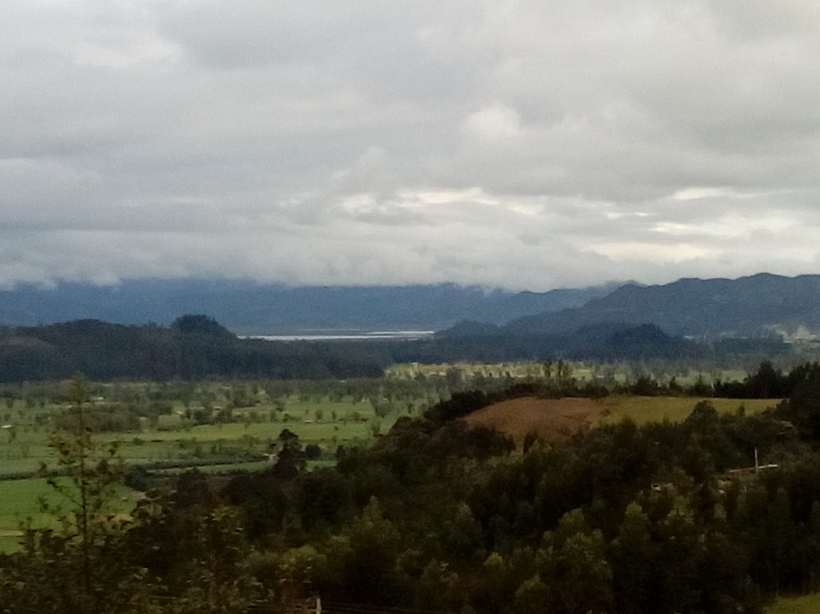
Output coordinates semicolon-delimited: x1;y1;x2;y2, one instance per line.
0;279;620;333
0;315;384;382
498;273;820;339
0;314;787;382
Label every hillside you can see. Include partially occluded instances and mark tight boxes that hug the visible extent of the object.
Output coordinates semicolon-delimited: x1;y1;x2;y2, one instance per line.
434;322;708;362
0;316;384;382
499;273;820;339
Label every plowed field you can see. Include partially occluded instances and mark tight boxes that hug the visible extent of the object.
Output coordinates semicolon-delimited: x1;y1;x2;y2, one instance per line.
462;397;601;442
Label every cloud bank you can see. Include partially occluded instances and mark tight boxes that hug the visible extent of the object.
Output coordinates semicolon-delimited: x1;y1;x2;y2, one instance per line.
2;0;820;290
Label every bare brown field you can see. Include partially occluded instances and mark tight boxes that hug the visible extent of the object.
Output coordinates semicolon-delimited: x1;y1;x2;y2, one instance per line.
463;395;780;444
462;397;602;442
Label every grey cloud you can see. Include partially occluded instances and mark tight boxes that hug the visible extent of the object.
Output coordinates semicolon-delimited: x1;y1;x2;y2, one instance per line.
1;0;819;291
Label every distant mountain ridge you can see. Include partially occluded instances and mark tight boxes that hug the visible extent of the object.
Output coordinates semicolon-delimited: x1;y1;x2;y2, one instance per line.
0;279;622;334
495;273;820;339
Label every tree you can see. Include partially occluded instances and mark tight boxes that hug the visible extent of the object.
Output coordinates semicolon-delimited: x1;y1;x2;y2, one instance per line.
0;375;140;614
171;314;234;338
786;368;820;440
611;503;654;614
535;510;613;614
271;428;306;479
318;497;404;605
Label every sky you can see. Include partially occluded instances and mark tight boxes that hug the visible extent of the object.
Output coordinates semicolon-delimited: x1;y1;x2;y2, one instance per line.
2;0;820;292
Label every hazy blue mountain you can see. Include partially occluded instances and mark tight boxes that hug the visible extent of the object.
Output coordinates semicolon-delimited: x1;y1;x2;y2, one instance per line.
435;320;501;338
0;279;622;334
499;273;820;339
433;321;707;361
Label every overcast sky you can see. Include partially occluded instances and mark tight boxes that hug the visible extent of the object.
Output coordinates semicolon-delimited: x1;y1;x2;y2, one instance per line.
2;0;820;291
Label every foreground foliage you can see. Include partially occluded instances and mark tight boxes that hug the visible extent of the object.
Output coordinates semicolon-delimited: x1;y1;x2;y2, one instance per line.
5;364;820;612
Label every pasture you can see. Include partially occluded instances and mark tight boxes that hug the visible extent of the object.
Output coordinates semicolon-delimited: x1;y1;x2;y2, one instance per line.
595;395;778;425
0;366;777;479
0;478;53;553
0;391;406;477
768;593;820;614
0;478;133;553
0;382;411;552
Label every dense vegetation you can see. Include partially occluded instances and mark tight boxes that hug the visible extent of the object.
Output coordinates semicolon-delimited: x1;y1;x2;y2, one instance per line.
0;313;795;383
4;364;820;612
0;315;384;382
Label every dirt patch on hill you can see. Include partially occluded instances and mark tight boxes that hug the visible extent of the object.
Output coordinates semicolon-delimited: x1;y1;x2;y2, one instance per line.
0;530;22;539
462;397;605;443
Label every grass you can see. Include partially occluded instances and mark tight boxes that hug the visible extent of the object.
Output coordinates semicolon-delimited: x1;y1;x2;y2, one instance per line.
0;478;71;553
595;396;779;426
0;390;400;551
768;593;820;613
0;477;134;553
0;397;400;476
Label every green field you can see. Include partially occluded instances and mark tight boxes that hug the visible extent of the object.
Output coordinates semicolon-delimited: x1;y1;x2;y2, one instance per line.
0;392;404;477
595;395;780;425
768;593;820;614
0;478;135;552
0;382;412;552
0;478;56;551
0;478;133;553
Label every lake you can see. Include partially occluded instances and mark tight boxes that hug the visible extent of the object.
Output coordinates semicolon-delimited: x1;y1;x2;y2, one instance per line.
244;330;435;341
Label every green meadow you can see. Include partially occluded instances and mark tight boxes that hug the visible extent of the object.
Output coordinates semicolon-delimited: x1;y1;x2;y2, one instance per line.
0;478;132;553
0;392;406;477
595;395;780;425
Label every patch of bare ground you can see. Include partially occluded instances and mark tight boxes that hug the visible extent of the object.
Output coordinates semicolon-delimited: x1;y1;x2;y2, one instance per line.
0;530;22;537
462;397;604;443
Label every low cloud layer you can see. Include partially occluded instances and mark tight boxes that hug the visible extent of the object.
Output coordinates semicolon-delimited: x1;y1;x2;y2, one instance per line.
2;0;820;291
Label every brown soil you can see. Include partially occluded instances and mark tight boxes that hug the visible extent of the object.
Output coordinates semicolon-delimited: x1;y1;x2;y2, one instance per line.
462;396;605;443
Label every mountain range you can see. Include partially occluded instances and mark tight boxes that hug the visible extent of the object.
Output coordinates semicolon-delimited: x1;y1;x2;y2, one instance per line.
2;273;820;340
441;273;820;340
3;272;816;382
0;279;621;334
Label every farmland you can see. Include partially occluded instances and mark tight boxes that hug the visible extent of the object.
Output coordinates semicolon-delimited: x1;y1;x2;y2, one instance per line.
0;381;419;479
0;357;815;613
0;361;784;555
463;395;779;443
0;377;424;551
0;361;767;477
